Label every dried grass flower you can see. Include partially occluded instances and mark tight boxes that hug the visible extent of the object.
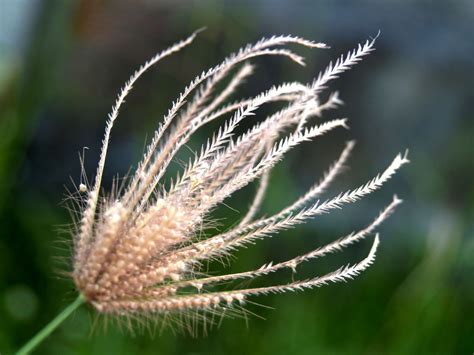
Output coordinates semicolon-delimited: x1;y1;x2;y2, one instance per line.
73;30;408;321
19;30;407;353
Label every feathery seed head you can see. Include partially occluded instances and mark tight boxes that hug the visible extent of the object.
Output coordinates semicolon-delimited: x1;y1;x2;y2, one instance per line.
71;31;406;330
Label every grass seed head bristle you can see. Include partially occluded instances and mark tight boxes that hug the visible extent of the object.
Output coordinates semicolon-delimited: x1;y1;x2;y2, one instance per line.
71;31;406;332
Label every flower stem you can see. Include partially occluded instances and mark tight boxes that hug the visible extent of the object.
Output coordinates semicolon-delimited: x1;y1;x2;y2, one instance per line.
17;294;86;355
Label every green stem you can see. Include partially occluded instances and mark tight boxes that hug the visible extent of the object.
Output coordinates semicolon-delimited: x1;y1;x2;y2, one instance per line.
17;294;86;355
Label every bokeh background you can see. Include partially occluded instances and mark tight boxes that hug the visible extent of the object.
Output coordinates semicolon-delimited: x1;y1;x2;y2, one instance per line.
1;1;473;354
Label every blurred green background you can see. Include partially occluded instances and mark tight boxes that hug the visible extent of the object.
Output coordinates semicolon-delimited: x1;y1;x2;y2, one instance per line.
0;0;473;354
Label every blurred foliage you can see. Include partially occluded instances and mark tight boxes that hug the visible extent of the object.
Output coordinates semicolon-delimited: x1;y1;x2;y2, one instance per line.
0;0;473;354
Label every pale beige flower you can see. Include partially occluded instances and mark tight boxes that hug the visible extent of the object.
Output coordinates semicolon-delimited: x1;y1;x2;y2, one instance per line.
72;31;407;326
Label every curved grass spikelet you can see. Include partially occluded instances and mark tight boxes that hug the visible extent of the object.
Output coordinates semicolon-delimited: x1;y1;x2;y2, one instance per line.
71;31;406;331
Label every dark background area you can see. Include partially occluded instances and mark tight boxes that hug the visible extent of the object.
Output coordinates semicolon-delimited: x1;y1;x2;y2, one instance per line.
0;1;473;354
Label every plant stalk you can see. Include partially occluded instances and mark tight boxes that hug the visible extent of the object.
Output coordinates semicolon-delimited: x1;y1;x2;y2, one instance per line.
17;294;86;354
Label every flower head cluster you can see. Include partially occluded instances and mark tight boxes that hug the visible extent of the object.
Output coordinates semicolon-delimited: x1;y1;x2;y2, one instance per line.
71;31;407;327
